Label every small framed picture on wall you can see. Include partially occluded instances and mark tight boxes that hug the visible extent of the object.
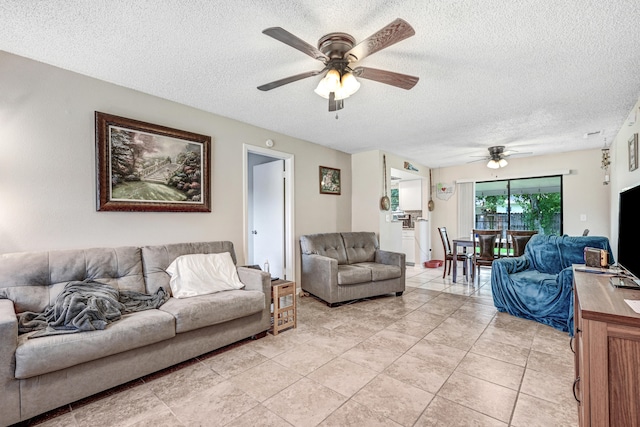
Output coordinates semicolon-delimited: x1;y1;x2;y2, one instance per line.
629;133;638;172
319;166;341;195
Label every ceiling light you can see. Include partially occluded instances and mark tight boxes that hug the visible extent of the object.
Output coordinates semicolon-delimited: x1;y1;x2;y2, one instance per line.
325;69;340;92
340;72;360;97
487;158;508;169
314;69;360;100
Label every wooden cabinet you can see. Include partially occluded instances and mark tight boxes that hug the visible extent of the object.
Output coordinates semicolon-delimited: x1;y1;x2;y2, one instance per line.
573;268;640;427
398;179;422;211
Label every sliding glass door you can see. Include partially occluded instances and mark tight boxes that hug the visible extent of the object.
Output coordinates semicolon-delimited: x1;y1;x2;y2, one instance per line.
475;176;562;235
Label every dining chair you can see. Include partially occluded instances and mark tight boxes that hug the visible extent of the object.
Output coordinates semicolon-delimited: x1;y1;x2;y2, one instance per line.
438;227;469;280
471;229;502;281
506;230;538;257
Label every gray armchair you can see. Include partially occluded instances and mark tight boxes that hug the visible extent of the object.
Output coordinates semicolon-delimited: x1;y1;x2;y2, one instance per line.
300;232;405;306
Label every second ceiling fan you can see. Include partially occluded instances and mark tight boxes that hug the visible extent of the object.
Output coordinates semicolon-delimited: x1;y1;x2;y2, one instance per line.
257;18;419;111
471;146;533;169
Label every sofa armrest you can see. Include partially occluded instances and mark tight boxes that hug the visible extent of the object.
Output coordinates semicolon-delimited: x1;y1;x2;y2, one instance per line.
0;299;17;374
492;255;530;275
375;249;405;267
558;266;577;335
236;267;271;295
558;266;574;285
302;253;337;275
0;299;20;426
301;253;338;291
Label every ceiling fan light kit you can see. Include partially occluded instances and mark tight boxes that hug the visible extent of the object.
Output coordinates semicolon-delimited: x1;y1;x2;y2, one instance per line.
258;18;419;112
487;158;508;169
484;145;508;169
314;69;360;100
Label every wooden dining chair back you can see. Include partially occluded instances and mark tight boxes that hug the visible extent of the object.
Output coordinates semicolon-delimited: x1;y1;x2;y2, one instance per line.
507;230;538;257
438;227;468;279
471;229;502;280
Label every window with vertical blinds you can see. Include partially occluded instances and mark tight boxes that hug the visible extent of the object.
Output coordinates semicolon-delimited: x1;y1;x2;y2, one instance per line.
457;182;475;238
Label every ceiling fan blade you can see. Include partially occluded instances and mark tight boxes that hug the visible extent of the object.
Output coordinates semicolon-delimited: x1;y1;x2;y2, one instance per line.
257;69;325;91
503;151;533;158
262;27;329;62
352;66;419;90
328;92;344;112
467;158;487;164
344;18;415;62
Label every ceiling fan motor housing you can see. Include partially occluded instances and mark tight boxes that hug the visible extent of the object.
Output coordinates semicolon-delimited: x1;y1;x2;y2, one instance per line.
318;32;355;60
488;145;505;160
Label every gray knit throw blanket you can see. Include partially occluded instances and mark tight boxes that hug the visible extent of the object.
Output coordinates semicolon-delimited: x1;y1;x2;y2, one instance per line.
17;279;169;338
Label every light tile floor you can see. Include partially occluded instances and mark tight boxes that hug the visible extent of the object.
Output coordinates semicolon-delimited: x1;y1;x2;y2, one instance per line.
27;265;578;427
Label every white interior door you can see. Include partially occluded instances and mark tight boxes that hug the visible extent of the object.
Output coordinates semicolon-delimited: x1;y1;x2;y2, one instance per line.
252;160;284;278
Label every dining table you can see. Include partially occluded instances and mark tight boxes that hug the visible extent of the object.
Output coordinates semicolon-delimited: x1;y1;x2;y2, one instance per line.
451;237;474;283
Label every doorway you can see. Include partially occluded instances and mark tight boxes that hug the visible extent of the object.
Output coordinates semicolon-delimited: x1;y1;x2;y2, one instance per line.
243;144;294;281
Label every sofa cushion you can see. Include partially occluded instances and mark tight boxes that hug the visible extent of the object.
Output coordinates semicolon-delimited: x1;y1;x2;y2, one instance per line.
337;265;372;285
300;233;348;265
502;270;563;312
353;262;402;281
160;289;265;333
525;235;614;274
0;246;145;314
341;232;378;264
14;309;175;379
142;241;238;295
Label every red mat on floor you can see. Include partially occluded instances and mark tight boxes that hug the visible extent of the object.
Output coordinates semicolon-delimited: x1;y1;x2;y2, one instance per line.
424;260;443;268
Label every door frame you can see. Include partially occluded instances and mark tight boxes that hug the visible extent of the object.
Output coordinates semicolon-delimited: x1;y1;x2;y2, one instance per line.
243;144;295;281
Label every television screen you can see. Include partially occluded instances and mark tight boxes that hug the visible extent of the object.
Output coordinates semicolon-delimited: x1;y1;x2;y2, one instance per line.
617;183;640;280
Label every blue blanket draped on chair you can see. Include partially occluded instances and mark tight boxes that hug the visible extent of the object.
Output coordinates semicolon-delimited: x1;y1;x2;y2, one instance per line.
491;234;613;335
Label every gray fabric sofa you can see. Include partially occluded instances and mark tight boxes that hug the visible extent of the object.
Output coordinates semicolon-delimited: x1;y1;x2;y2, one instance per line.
0;241;271;426
300;232;405;306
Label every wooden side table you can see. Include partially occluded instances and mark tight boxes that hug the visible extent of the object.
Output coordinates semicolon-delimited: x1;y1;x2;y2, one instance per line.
271;279;297;335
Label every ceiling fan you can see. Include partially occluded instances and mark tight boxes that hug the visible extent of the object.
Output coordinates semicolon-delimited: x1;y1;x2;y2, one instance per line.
257;18;419;112
471;146;532;169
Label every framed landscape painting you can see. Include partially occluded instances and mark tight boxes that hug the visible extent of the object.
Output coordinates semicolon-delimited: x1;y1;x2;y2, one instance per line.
95;112;211;212
319;166;341;195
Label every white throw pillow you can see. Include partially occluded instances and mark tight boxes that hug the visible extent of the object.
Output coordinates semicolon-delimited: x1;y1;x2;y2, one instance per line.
165;252;245;298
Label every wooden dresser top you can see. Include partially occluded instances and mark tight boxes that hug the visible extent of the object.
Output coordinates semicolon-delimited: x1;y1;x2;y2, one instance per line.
574;266;640;327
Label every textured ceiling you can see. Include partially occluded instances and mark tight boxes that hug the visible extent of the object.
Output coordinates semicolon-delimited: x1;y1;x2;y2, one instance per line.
2;0;640;167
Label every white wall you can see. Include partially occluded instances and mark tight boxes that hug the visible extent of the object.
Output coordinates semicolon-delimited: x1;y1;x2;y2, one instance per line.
0;52;352;285
430;149;610;261
608;97;640;257
351;150;380;233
